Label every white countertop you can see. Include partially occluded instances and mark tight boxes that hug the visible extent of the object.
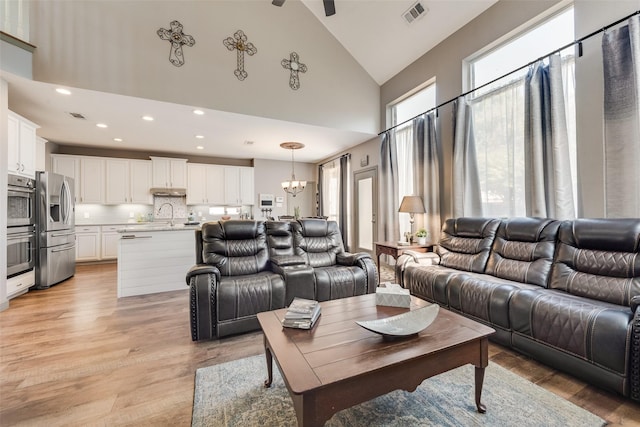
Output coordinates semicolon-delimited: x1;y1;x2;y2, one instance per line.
117;224;201;233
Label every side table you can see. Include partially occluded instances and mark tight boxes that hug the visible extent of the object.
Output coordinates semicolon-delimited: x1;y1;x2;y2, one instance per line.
375;241;434;283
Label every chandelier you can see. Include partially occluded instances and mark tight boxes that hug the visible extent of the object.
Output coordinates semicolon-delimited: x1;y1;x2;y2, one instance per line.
280;142;306;197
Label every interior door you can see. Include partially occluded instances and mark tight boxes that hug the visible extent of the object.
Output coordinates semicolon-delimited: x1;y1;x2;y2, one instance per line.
353;168;378;255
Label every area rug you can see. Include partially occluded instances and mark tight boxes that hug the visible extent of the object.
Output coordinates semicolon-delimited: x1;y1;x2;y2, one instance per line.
191;355;606;427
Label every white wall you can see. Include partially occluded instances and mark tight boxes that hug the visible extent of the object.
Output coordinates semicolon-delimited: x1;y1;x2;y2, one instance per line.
253;158;315;219
29;0;379;134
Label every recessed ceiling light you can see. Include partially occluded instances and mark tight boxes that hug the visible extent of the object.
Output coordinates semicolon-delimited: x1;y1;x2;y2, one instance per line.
196;145;204;150
142;115;154;121
193;109;205;115
113;138;123;142
96;123;108;128
56;88;71;95
195;135;204;139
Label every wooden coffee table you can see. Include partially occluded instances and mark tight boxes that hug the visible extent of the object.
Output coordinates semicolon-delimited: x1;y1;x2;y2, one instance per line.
257;294;495;426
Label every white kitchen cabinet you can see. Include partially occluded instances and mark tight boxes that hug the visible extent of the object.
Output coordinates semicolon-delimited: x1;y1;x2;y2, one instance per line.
150;157;187;188
102;158;153;205
51;154;81;202
76;226;101;261
101;225;121;260
105;158;129;204
187;163;206;205
79;157;105;203
239;167;255;205
187;163;225;205
52;154;104;204
7;270;34;299
7;111;38;178
224;166;254;205
129;160;153;204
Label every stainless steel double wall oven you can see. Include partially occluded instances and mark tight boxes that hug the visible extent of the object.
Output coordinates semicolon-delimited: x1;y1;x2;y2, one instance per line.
7;174;36;278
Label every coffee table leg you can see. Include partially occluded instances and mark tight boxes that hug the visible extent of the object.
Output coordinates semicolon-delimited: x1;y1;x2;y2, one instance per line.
264;339;273;388
474;366;486;413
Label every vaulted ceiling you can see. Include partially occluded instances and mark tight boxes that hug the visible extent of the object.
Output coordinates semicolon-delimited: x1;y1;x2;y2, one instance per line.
4;0;498;163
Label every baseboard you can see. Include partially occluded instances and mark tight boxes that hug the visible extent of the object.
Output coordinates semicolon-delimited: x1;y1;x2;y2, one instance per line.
0;299;9;312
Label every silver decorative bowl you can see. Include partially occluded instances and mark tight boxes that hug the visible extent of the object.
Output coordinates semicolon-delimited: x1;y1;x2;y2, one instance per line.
356;304;439;339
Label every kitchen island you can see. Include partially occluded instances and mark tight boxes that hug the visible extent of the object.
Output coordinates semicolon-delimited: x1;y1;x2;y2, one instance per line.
117;224;199;298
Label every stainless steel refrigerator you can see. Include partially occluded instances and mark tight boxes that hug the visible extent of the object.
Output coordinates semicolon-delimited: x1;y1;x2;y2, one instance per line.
35;171;76;289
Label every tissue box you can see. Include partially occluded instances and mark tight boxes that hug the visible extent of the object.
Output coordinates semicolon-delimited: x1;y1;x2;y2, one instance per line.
376;283;411;308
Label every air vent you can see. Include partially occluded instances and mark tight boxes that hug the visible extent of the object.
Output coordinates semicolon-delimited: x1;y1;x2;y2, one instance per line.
69;112;86;119
402;1;427;25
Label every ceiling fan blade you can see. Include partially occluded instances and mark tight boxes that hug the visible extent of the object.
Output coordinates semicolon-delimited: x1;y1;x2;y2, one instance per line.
323;0;336;16
272;0;285;6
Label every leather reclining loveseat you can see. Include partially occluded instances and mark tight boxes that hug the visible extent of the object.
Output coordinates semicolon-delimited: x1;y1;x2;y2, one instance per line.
397;217;640;402
186;218;377;341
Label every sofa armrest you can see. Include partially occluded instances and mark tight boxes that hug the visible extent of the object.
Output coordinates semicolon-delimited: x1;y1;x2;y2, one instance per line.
632;297;640;402
186;264;220;285
395;251;440;288
186;265;220;341
336;252;378;294
270;255;306;268
337;251;371;266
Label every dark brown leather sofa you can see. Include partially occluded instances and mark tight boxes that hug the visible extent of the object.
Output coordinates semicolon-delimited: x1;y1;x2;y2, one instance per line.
186;218;378;341
398;217;640;402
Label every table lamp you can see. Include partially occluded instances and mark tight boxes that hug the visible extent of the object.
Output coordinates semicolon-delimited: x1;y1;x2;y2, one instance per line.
399;195;426;242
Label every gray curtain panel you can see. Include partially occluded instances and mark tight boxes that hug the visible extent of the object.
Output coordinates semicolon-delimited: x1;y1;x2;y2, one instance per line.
524;55;576;219
317;165;324;216
452;97;483;217
380;131;400;243
339;155;349;250
602;15;640;218
412;112;441;243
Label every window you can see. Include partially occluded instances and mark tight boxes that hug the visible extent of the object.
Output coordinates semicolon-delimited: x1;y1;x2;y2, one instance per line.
467;7;576;217
321;161;340;223
388;83;436;236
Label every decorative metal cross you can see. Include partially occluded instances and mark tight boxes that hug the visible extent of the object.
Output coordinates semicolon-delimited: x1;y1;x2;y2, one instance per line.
223;30;257;81
281;52;307;90
157;20;195;67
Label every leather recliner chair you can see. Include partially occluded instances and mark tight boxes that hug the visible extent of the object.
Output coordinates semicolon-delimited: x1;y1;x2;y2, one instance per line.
186;220;285;341
291;219;377;301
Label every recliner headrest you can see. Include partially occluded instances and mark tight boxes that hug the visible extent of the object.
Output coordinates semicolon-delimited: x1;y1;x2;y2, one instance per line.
297;218;329;237
568;218;640;252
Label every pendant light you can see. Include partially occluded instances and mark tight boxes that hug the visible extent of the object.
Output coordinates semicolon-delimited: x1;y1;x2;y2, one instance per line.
280;142;306;197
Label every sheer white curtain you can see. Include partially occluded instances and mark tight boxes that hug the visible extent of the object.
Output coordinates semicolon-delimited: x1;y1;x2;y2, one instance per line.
395;124;415;238
471;80;526;217
321;161;340;223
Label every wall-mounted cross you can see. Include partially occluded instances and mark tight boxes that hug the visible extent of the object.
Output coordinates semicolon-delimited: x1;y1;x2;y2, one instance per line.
223;30;257;81
157;20;195;67
281;52;307;90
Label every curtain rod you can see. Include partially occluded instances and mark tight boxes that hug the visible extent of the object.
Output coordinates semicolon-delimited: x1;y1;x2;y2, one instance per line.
379;8;640;136
319;152;350;167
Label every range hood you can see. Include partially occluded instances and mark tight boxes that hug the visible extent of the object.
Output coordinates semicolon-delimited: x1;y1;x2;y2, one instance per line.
149;187;187;196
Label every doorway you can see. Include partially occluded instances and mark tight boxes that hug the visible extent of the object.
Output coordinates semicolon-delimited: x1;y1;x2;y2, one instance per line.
353;168;378;256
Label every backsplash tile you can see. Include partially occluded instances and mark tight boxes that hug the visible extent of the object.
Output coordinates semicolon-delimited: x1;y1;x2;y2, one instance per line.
154;196;187;221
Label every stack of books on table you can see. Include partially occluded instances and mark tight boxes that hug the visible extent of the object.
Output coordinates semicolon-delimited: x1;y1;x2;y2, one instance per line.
282;298;321;329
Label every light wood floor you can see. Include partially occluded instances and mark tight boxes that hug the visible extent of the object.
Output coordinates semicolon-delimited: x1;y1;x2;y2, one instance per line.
1;263;639;426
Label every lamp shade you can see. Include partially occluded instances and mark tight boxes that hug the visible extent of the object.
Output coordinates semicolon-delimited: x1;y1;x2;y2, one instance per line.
399;196;426;213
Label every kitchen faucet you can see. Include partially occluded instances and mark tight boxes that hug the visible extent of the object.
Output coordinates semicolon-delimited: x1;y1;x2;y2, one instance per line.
158;202;174;226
